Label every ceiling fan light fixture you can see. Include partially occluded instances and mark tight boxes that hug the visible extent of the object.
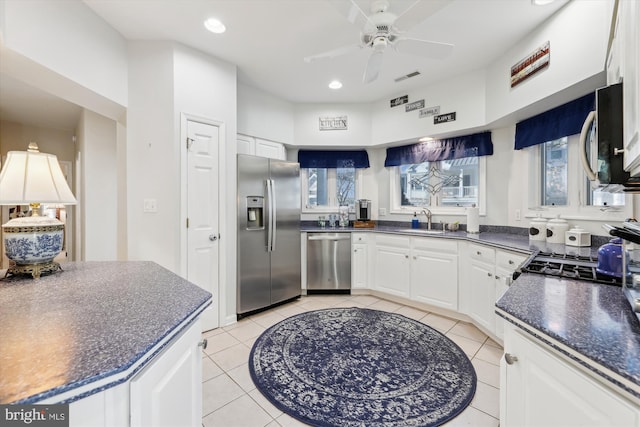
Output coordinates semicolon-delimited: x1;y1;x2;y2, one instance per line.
328;80;343;90
204;17;226;34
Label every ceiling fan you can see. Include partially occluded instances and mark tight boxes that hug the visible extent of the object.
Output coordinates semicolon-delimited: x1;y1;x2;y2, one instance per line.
304;0;454;84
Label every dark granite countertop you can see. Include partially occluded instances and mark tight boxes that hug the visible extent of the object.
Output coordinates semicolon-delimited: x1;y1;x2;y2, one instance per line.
0;261;212;404
496;274;640;400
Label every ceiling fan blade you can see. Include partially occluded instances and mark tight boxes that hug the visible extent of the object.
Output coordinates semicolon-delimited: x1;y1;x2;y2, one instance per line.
304;43;362;63
393;0;450;32
363;50;384;83
394;37;454;59
327;0;374;29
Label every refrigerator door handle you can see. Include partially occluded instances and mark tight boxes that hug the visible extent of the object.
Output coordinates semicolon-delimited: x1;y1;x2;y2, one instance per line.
270;179;277;251
266;179;273;252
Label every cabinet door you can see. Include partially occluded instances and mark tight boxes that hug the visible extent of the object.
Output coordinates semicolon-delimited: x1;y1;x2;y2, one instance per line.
130;319;203;427
352;243;368;289
410;249;458;310
374;244;410;297
237;134;254;155
493;266;513;341
502;325;640;427
255;138;286;160
468;260;495;332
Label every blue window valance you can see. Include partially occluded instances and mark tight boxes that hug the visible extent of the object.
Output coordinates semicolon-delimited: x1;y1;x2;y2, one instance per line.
514;92;595;150
384;131;493;167
298;150;370;169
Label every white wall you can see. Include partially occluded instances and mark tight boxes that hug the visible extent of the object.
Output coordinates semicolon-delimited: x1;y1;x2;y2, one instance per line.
237;83;294;145
0;0;128;108
78;109;118;261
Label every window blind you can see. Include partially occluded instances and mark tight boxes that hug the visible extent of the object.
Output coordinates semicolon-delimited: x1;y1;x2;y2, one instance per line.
298;150;370;168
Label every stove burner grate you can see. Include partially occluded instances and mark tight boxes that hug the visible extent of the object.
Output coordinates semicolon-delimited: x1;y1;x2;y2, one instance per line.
518;251;621;286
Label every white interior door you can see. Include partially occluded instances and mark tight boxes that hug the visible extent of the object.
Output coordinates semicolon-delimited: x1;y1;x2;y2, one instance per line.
187;120;220;331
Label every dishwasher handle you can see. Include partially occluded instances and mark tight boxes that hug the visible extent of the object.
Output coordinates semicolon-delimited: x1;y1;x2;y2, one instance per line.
308;233;351;241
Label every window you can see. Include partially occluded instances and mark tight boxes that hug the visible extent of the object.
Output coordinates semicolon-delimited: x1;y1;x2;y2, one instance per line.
304;167;357;209
541;138;568;206
393;157;482;211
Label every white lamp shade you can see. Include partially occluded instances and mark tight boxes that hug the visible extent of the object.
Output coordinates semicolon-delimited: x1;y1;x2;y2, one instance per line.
0;150;77;205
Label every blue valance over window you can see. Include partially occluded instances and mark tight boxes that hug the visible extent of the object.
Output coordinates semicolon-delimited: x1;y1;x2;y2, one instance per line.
298;150;370;168
514;92;595;150
384;131;493;167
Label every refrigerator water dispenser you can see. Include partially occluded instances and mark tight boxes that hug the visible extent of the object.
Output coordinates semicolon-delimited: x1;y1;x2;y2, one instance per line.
246;196;264;229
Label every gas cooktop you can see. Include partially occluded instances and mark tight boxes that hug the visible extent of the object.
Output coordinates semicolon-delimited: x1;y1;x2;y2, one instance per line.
516;251;622;286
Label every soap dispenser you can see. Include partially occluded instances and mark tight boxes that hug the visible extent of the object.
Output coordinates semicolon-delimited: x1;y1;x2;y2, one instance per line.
412;212;420;229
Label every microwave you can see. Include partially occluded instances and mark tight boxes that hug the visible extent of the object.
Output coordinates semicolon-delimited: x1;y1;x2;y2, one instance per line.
579;82;629;186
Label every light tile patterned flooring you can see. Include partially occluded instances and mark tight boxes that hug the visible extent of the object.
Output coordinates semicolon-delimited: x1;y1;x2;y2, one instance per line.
201;294;502;427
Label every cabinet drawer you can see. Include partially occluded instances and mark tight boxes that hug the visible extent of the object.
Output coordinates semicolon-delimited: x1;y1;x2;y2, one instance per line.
496;250;527;271
411;236;457;254
469;243;495;264
375;234;410;249
352;233;369;244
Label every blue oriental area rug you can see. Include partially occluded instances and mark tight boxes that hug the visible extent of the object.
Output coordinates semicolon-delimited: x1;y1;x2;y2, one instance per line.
249;307;477;427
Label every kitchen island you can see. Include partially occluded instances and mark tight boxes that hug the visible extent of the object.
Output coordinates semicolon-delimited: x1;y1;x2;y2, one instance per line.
0;261;211;412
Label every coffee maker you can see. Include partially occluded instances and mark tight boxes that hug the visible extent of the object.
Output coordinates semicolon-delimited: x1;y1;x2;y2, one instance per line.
356;199;371;221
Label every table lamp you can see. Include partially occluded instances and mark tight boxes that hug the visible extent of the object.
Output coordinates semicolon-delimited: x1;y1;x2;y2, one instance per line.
0;143;77;278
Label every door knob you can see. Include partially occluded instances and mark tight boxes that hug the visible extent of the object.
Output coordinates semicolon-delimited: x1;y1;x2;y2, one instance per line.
504;353;518;365
209;234;218;241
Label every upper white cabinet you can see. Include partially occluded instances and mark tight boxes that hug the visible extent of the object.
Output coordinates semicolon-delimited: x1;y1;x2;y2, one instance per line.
618;0;640;175
237;134;286;160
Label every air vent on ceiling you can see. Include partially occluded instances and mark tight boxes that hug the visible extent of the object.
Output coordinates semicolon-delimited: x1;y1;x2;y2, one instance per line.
394;71;421;83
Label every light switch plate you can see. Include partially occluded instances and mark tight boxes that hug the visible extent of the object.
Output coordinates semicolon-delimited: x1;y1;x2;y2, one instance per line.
379;208;387;216
144;198;157;213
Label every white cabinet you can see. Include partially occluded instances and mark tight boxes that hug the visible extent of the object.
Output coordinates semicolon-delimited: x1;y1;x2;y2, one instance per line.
69;319;204;427
619;0;640;175
351;233;369;289
131;318;203;426
501;323;640;427
462;243;526;338
410;238;458;310
373;234;411;298
237;134;286;160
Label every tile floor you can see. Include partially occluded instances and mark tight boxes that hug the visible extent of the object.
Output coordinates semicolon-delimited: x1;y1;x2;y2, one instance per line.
201;294;502;427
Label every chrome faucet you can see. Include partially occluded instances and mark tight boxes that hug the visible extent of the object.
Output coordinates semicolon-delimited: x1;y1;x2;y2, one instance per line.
420;209;432;230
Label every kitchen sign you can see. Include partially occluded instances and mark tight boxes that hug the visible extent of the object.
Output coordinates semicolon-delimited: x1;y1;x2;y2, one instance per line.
390;95;408;108
434;112;456;124
319;116;348;131
419;106;440;118
511;41;550;88
405;99;425;112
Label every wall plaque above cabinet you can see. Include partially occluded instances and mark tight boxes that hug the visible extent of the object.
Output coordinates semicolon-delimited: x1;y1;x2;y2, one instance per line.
319;116;348;131
434;112;456;124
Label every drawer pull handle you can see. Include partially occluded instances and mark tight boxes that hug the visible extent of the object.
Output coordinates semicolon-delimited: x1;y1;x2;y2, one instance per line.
509;260;514;264
487;272;493;277
505;353;518;365
198;339;208;350
495;275;500;280
476;251;481;255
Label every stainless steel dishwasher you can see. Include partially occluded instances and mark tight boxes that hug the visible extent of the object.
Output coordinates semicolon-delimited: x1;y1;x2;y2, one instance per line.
307;233;351;292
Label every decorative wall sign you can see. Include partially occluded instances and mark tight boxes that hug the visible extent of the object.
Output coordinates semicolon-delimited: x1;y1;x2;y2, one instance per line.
434;112;456;124
511;41;550;88
419;106;440;118
390;95;409;107
319;116;348;131
405;99;425;112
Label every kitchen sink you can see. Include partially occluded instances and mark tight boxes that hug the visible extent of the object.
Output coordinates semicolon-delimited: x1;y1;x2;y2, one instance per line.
399;229;445;235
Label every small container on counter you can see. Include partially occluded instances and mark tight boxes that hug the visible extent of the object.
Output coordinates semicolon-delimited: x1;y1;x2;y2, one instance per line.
546;216;569;244
529;217;547;241
565;226;591;247
411;212;420;229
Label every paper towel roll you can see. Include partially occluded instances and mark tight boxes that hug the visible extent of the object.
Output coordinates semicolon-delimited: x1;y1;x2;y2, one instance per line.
467;206;479;233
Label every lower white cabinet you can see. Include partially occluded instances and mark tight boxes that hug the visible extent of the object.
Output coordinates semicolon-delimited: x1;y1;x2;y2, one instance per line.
374;234;411;297
410;238;458;310
69;318;203;427
351;233;369;289
501;323;640;427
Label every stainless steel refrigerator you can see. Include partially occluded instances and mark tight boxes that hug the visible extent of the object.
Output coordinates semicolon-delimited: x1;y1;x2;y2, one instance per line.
237;154;301;316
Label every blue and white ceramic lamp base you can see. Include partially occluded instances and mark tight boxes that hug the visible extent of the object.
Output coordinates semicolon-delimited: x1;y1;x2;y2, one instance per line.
2;215;64;278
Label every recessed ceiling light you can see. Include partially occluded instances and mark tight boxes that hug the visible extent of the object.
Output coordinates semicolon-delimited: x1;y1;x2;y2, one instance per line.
204;17;226;34
328;80;343;90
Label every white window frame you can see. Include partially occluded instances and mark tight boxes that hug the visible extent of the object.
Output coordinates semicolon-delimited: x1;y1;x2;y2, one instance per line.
301;168;363;213
389;157;487;216
525;133;632;221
